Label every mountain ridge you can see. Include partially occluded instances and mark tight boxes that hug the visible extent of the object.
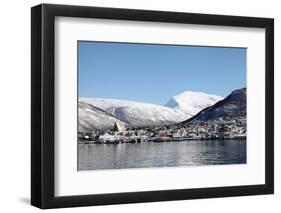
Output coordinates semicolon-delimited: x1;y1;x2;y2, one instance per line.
78;89;242;131
79;90;224;130
183;87;246;123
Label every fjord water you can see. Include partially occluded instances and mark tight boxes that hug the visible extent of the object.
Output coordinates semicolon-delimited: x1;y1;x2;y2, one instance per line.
78;140;246;170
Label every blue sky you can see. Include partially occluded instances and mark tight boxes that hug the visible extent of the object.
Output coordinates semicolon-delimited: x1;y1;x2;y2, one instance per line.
78;41;246;105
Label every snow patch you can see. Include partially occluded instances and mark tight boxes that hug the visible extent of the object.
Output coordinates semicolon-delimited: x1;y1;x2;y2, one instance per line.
165;91;223;116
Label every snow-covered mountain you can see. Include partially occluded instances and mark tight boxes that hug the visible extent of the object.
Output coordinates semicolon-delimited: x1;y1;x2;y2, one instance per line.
183;88;246;122
80;98;190;128
79;101;129;132
165;91;223;116
79;91;224;130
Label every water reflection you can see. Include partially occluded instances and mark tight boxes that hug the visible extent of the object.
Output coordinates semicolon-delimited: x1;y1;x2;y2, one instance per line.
78;139;246;170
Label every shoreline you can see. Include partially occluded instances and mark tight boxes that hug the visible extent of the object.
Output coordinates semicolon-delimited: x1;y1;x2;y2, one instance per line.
78;136;246;145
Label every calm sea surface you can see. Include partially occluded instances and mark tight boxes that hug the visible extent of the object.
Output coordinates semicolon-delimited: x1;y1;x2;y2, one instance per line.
78;139;246;171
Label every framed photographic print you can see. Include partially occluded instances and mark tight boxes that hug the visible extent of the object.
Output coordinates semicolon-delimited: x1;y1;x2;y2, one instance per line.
31;3;274;209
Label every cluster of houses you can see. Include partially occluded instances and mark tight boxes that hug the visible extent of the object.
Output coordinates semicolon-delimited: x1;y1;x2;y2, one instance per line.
180;117;246;140
78;117;246;144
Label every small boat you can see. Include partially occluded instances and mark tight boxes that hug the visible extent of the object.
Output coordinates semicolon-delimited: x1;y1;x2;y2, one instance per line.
104;140;119;144
151;136;173;142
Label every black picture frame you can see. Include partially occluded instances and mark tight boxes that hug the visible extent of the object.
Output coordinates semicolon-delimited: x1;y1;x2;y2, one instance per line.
31;3;274;209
